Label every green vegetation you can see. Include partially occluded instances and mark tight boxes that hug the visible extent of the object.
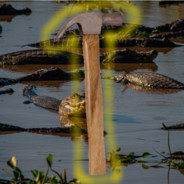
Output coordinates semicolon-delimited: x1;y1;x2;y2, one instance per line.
160;123;184;170
107;124;184;173
107;146;151;168
1;154;80;184
1;124;184;183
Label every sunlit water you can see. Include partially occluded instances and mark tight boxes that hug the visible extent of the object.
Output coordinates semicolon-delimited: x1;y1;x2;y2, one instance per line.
0;1;184;183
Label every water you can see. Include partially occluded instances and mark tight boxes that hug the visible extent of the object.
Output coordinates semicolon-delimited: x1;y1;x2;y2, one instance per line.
0;1;184;183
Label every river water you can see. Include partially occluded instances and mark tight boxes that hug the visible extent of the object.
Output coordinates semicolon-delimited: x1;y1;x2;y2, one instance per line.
0;1;184;184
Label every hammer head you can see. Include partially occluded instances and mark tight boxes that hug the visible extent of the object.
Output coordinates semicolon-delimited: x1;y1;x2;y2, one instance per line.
54;12;123;42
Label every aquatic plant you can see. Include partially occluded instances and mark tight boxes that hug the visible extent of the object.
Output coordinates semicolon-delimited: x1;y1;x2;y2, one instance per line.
107;146;151;168
1;154;80;184
160;123;184;170
1;124;184;183
107;125;184;173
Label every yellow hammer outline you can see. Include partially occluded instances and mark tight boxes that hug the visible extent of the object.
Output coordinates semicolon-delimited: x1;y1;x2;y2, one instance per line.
41;1;141;183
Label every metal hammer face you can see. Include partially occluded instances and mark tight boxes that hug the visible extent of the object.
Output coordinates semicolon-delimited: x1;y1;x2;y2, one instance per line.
54;11;123;41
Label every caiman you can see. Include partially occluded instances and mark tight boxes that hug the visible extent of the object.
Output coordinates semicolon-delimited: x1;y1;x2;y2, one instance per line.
0;48;158;65
102;49;158;63
140;19;184;41
28;37;176;49
22;85;86;129
51;19;184;37
103;72;184;92
155;19;184;32
150;18;184;41
0;85;87;136
162;122;184;130
106;37;176;47
28;19;184;48
21;72;184;114
127;18;184;40
2;68;184;135
0;3;31;15
151;30;184;41
0;67;84;87
0;49;83;65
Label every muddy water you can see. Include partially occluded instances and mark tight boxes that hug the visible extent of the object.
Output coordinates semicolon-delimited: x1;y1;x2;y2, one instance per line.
0;1;184;183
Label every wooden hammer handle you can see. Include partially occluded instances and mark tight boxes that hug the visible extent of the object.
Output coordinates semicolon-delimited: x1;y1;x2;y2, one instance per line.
83;35;106;175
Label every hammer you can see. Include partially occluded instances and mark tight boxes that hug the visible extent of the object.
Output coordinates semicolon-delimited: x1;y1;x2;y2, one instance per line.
54;12;123;175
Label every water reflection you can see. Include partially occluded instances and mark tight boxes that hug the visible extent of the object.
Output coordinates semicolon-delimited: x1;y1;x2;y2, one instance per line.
0;15;16;22
121;83;183;95
0;122;88;141
20;80;68;88
101;62;158;72
1;64;83;73
60;114;140;130
60;116;87;131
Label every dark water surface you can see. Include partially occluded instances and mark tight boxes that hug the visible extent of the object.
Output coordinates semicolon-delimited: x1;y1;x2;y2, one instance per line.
0;1;184;183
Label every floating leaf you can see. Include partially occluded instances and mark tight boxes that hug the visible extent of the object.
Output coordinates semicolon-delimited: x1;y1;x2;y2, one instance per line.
128;152;134;157
115;147;121;152
142;164;150;169
142;152;151;158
